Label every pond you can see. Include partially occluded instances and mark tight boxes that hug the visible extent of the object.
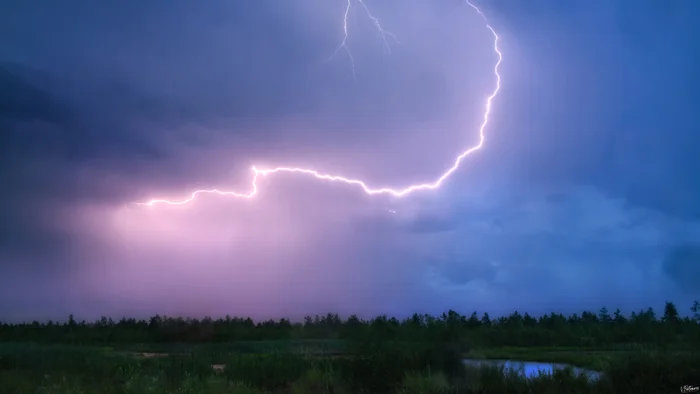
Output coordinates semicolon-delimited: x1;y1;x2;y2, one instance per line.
462;359;602;380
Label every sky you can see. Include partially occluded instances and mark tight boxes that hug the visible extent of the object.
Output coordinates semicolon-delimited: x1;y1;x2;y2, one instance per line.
1;0;699;322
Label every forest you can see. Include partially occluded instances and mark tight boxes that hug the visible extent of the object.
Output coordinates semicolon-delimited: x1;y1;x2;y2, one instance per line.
3;301;699;346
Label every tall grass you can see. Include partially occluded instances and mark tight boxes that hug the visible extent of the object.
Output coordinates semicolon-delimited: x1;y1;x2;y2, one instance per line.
0;343;697;393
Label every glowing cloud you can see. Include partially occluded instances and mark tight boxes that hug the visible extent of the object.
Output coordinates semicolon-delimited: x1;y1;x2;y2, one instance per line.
137;0;502;207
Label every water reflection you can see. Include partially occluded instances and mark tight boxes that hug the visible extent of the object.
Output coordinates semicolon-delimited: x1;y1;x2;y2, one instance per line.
462;359;602;380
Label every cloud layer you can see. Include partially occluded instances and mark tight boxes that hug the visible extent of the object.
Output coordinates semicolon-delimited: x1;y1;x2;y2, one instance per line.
1;0;699;321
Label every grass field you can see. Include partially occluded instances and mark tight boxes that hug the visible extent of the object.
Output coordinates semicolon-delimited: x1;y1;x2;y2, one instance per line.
0;341;697;393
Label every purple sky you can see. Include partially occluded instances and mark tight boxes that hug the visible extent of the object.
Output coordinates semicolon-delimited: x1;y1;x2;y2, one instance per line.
1;0;699;322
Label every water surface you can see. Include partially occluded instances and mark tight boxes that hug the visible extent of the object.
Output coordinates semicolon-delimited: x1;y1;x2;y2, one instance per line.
463;359;601;380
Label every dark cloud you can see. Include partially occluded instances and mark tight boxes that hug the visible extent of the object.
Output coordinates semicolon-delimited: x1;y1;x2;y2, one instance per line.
0;0;699;321
663;245;700;297
405;213;458;234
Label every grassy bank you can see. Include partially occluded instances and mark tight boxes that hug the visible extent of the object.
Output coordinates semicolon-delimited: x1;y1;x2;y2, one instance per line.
0;342;697;393
120;339;346;354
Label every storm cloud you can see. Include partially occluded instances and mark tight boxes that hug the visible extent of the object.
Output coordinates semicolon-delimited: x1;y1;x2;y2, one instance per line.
1;0;699;322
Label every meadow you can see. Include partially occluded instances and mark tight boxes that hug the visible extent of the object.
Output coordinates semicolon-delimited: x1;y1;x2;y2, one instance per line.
1;301;699;393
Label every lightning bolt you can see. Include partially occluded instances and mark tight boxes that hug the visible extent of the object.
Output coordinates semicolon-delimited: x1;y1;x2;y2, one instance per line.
325;0;399;78
356;0;400;55
137;0;501;208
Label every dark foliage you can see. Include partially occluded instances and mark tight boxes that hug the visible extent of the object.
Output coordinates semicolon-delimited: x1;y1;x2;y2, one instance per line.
1;301;699;349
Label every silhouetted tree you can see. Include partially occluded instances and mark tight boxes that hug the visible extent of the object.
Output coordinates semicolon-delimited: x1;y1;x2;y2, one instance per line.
691;300;700;323
663;301;680;323
480;312;491;327
1;302;698;348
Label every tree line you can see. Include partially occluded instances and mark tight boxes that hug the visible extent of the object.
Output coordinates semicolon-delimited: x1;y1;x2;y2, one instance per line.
1;301;699;348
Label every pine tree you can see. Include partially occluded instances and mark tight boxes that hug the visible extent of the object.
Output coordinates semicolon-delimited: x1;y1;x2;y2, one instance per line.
662;301;679;323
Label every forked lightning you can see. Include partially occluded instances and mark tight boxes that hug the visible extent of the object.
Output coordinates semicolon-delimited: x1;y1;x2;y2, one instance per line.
137;0;501;207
